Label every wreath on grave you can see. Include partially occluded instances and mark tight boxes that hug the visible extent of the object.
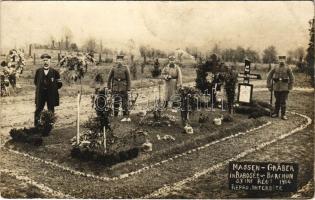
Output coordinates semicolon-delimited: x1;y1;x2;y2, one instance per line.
9;110;57;146
8;49;26;74
195;54;231;109
195;54;224;93
59;53;95;83
1;49;26;91
177;86;202;124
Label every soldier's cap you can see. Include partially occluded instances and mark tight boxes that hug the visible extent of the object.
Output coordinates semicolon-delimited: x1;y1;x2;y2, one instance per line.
168;55;176;61
40;53;51;59
278;56;286;63
116;55;124;60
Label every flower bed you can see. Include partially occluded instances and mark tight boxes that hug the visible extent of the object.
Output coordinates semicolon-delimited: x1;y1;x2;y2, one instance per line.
6;109;267;177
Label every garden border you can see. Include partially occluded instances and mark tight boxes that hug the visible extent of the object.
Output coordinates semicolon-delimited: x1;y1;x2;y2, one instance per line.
3;121;271;182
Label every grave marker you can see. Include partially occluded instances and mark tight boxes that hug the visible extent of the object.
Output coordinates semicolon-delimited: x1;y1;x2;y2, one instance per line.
237;59;261;104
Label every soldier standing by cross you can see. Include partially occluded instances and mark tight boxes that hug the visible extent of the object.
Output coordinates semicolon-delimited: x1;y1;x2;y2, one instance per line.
107;55;131;122
267;56;295;120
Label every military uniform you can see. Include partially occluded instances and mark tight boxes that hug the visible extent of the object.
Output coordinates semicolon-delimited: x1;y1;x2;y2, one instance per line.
267;62;294;119
34;54;62;126
161;59;182;106
107;60;131;117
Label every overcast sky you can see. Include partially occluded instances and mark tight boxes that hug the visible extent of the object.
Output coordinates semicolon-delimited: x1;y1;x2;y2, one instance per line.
1;1;314;55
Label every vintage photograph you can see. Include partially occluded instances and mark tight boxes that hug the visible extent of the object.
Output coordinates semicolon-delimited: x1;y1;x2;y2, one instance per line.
0;1;314;198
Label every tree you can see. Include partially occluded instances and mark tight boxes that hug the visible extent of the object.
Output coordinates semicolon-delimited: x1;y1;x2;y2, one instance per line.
155;49;167;58
103;48;113;58
211;43;221;55
70;43;79;51
288;47;305;64
62;27;73;50
50;36;55;49
287;50;295;64
305;18;314;85
185;47;200;60
139;45;147;63
119;50;126;55
127;39;136;56
262;46;277;64
222;48;236;62
235;46;246;62
83;38;97;53
294;47;305;62
245;48;260;63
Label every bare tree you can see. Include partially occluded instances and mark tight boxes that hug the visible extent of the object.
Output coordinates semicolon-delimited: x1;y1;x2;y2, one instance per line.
139;45;147;64
211;43;221;55
185;47;200;60
83;38;97;53
294;47;305;62
127;39;136;56
49;35;55;49
62;26;73;50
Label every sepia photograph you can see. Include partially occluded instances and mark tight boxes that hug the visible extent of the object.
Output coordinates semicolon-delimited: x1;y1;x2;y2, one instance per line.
0;1;314;198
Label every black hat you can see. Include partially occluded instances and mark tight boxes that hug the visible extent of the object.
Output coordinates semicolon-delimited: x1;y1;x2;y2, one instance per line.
40;53;51;59
116;55;124;60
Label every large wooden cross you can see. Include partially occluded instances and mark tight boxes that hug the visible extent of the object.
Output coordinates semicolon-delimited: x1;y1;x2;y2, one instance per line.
237;59;261;104
238;59;262;84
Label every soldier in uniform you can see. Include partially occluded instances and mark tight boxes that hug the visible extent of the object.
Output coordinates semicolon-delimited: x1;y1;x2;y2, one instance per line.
161;55;183;108
107;55;131;122
34;54;62;126
267;56;295;120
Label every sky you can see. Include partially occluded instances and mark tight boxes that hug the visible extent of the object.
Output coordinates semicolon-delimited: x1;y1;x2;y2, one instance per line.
0;1;314;55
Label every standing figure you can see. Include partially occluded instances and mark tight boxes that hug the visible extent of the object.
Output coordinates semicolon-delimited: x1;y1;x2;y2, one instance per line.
161;56;183;108
267;56;295;120
107;55;131;122
130;55;137;80
34;54;62;126
223;65;238;114
151;58;161;78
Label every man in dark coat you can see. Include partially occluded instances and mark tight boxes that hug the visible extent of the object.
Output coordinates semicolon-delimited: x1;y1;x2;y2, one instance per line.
34;54;62;126
107;55;131;122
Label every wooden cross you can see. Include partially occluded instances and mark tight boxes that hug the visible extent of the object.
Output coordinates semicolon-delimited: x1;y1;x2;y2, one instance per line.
238;59;262;84
237;59;261;104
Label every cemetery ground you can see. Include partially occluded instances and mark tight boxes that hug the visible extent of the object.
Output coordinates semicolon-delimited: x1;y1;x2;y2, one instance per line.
0;58;314;198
